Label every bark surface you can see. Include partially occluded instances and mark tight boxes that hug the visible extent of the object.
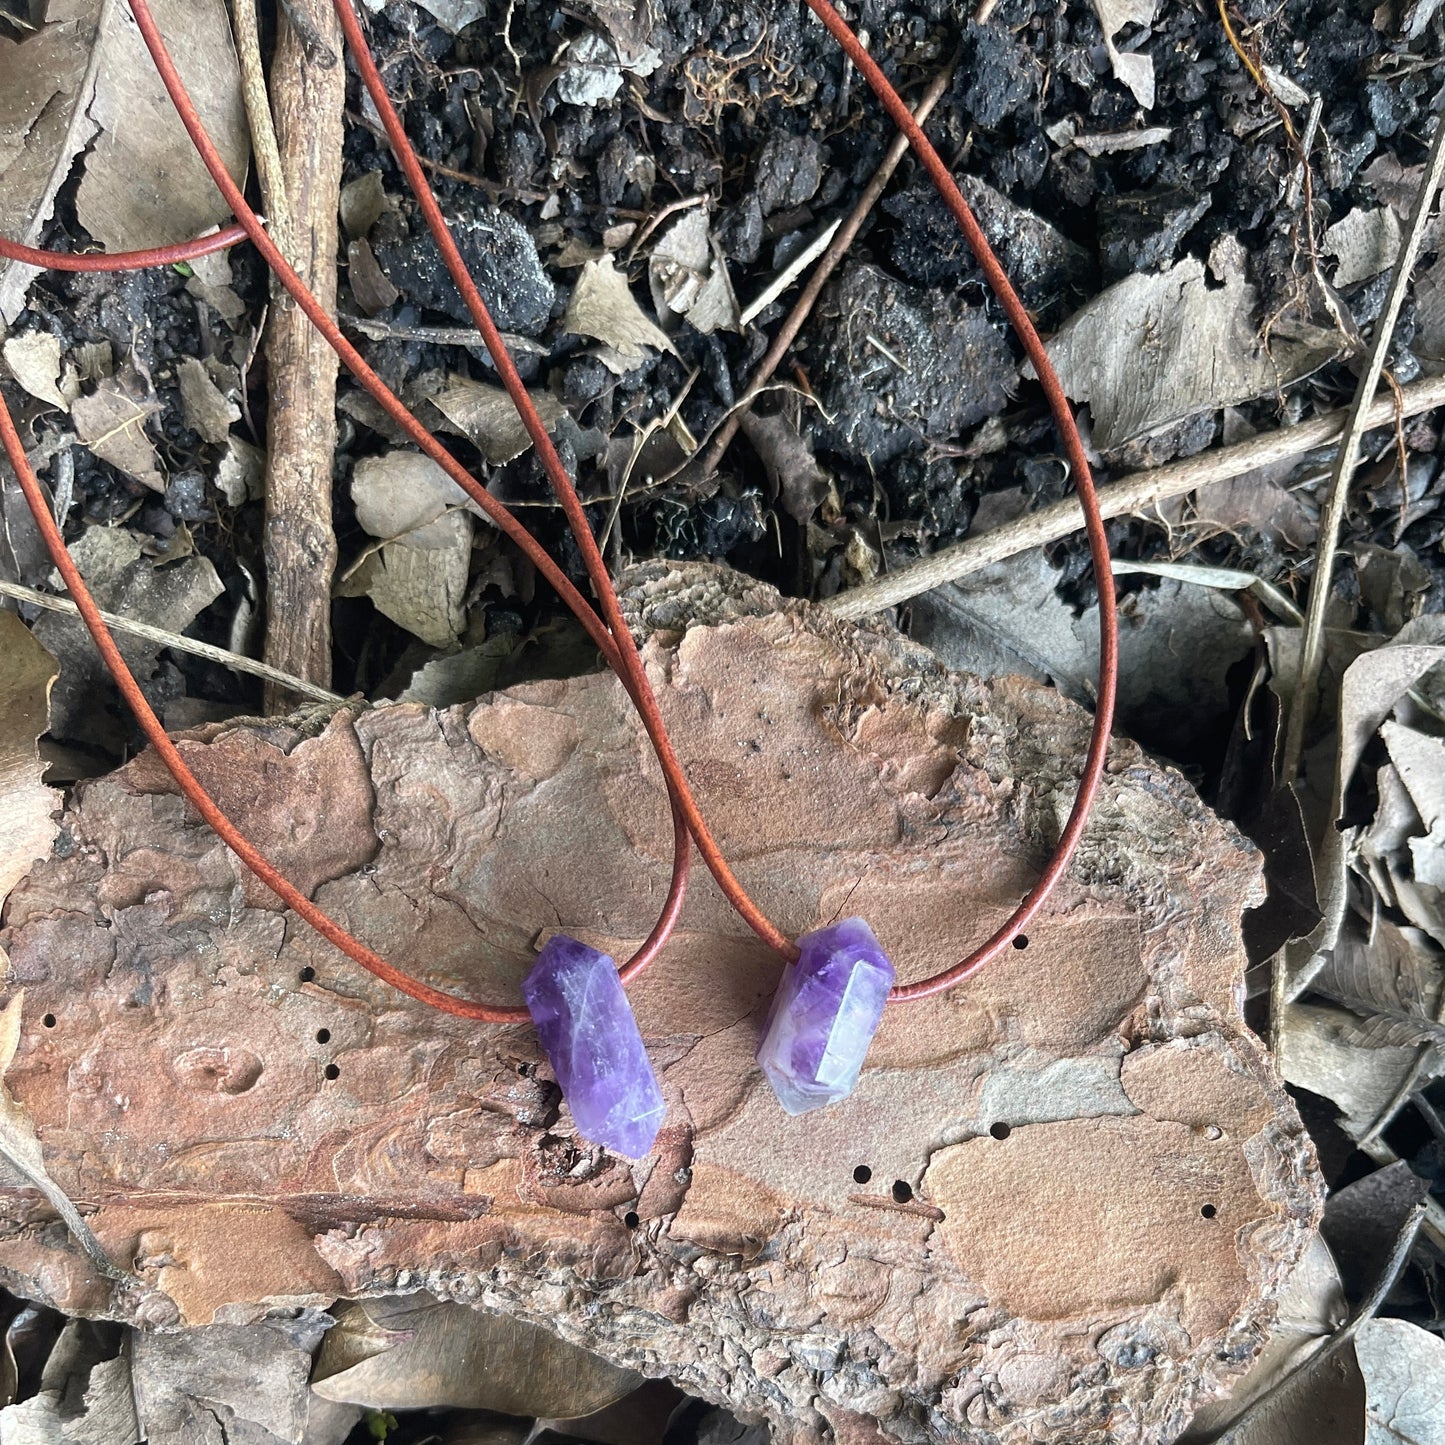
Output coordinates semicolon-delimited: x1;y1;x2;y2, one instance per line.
0;563;1321;1444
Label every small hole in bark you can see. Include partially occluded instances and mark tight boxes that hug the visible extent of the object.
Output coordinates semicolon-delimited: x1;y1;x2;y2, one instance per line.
315;1028;331;1044
989;1122;1011;1140
853;1164;872;1184
624;1211;639;1228
299;966;316;983
1200;1203;1217;1219
1012;934;1029;950
323;1063;340;1081
891;1180;913;1203
41;1014;56;1029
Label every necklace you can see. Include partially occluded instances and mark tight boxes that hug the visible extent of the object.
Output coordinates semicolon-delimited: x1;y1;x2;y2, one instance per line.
0;0;1117;1157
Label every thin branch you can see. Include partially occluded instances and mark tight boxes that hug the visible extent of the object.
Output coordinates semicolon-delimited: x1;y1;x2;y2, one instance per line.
231;0;292;253
0;579;344;703
1282;110;1445;781
825;371;1445;620
695;58;955;480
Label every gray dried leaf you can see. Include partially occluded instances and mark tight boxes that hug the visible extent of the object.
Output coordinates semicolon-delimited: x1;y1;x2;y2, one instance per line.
2;332;68;411
350;450;485;538
1182;1234;1355;1442
1380;721;1445;888
429;375;563;465
1091;0;1157;109
215;435;265;506
70;377;163;490
737;412;832;524
562;256;675;367
0;0;106;322
311;1296;642;1419
1324;207;1403;291
1315;918;1445;1051
132;1318;332;1445
34;524;224;745
76;0;248;254
343;510;473;648
1037;255;1336;450
1356;1318;1445;1444
177;357;239;446
648;209;738;335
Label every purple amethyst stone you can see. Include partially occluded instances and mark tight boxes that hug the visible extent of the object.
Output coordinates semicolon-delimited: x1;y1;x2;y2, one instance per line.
756;917;894;1115
522;935;665;1157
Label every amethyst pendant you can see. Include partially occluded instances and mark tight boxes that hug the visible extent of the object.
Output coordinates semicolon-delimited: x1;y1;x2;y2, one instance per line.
756;917;894;1115
522;935;665;1158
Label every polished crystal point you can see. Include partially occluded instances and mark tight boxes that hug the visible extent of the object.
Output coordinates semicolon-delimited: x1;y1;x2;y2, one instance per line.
522;935;665;1157
756;917;894;1115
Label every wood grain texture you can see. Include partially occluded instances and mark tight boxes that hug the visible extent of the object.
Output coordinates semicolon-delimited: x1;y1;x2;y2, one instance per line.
262;0;343;704
0;563;1322;1444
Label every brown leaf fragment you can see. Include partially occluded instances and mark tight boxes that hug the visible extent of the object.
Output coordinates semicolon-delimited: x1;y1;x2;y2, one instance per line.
70;377;163;490
75;0;248;253
346;238;399;315
429;374;564;464
562;256;675;368
2;332;68;411
177;356;239;445
1355;1318;1445;1444
738;412;833;525
0;611;60;907
311;1296;642;1417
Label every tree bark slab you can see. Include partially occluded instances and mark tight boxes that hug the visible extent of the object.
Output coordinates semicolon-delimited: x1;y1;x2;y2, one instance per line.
0;563;1321;1443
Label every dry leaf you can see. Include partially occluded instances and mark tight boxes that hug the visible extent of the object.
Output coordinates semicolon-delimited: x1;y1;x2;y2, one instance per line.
1324;207;1403;291
1278;1002;1422;1140
311;1296;642;1417
130;1317;343;1445
75;0;247;253
0;992;125;1283
0;612;60;907
1091;0;1157;109
737;412;833;524
339;169;388;240
647;209;739;335
177;356;239;446
350;450;485;538
562;256;675;368
2;332;68;411
70;377;163;491
1037;254;1336;449
215;434;265;506
342;510;473;648
1181;1235;1361;1444
429;375;564;465
33;524;224;745
0;0;106;322
1356;1319;1445;1444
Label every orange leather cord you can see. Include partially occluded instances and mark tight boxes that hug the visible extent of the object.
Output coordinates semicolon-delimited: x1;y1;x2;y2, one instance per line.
0;224;249;271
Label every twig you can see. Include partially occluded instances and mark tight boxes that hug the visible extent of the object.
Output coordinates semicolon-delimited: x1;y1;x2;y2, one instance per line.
739;219;842;328
230;0;292;254
264;0;346;707
339;312;548;354
0;580;343;704
826;371;1445;619
693;58;955;482
1282;110;1445;782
